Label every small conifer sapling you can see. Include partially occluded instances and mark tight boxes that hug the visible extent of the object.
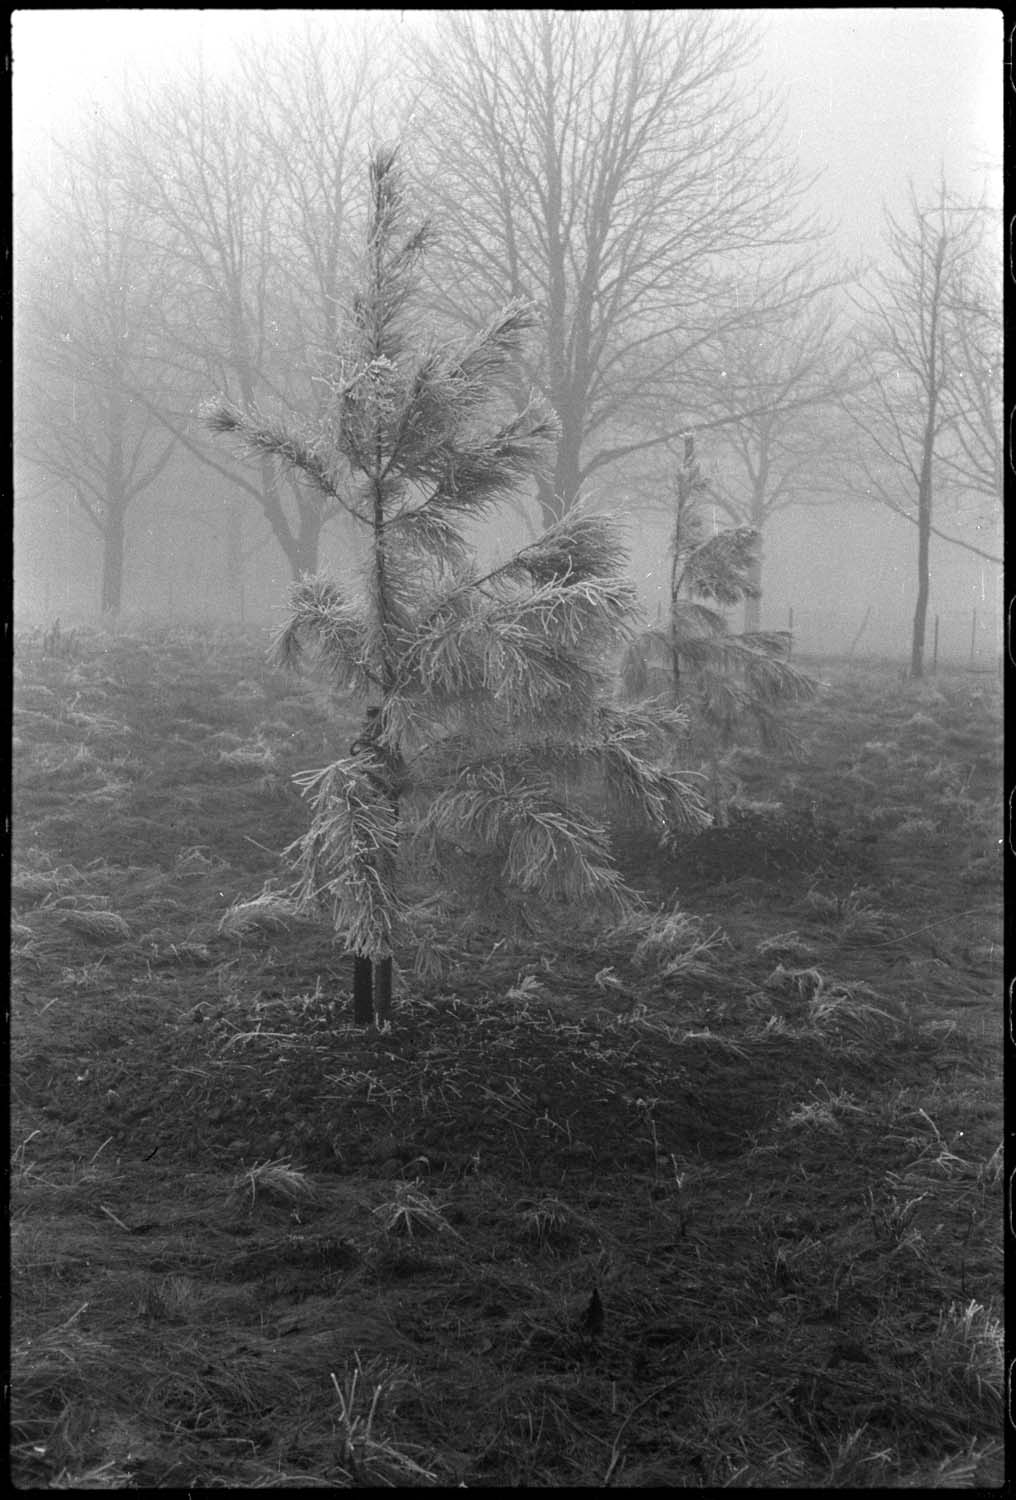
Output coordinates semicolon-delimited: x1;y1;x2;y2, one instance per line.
621;435;817;821
206;147;707;1024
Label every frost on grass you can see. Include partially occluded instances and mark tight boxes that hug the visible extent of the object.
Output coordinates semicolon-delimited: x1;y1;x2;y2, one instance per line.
218;892;305;936
229;1158;318;1212
755;931;819;963
614;908;725;981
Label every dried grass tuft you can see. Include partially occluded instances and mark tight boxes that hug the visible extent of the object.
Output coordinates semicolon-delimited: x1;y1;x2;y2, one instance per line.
219;893;303;936
229;1158;318;1211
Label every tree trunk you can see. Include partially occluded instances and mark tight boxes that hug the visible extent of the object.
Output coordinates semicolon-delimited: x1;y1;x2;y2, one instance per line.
743;467;767;633
352;955;374;1025
910;389;938;680
552;417;583;517
101;393;130;617
668;527;682;706
910;463;932;680
225;498;245;621
535;431;582;527
909;227;947;682
100;508;126;616
374;958;393;1023
240;344;322;576
292;497;325;579
278;525;321;581
743;549;763;633
667;436;697;704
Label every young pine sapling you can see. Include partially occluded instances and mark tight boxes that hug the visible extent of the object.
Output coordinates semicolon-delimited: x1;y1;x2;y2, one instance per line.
621;436;817;821
206;147;707;1024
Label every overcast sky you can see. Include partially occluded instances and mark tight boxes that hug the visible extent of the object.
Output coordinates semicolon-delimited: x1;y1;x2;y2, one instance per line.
13;7;1000;263
756;8;1001;257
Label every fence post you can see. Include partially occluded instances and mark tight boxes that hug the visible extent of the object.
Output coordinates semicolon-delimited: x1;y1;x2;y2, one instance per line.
932;615;939;674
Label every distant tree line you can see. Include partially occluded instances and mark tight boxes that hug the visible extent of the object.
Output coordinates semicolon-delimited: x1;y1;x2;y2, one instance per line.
15;11;1000;676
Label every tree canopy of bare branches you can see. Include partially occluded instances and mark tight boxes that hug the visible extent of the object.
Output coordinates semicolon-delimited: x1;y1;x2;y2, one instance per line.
110;18;397;580
414;9;825;524
695;291;859;629
844;183;1001;676
16;125;178;614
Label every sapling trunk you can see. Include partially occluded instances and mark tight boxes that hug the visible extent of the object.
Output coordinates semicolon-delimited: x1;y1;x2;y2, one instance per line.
374;957;393;1023
352;955;374;1025
351;953;393;1026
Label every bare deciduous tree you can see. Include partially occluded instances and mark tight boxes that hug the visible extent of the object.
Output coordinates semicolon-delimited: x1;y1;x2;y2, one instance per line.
114;20;389;581
844;183;1001;678
415;9;822;523
696;292;859;630
938;246;1003;526
16;127;177;615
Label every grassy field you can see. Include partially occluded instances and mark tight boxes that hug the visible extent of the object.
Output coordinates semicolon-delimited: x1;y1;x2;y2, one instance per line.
11;622;1003;1489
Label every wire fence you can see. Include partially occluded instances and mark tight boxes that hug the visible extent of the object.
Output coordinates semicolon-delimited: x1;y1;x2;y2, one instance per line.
770;604;1002;670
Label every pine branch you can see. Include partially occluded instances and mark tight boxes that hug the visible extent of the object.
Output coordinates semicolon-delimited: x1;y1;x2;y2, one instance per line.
403;574;633;713
601;737;710;837
285;756;403;958
271;576;377;692
671;600;731;640
383;504;472;565
487;511;625;588
681;528;761;605
415;770;637;912
202;399;366;524
408;403;562;514
395;303;545;447
455;301;545;388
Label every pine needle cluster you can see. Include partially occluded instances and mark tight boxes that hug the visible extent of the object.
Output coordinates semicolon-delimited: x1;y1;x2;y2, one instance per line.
206;147;706;1000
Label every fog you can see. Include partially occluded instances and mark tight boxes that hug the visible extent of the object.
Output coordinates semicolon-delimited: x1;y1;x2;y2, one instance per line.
12;9;1002;664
